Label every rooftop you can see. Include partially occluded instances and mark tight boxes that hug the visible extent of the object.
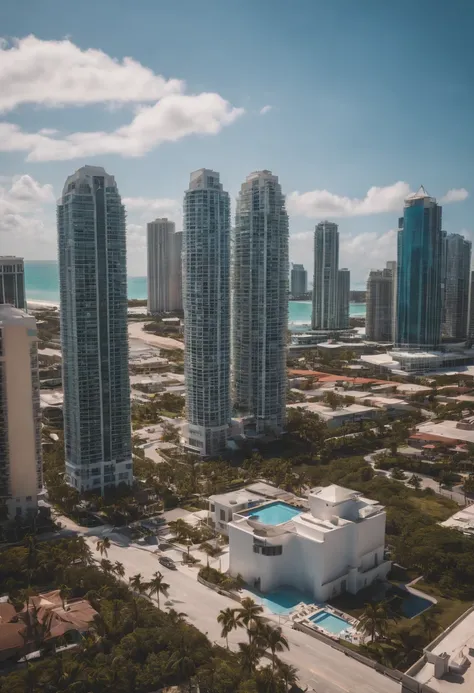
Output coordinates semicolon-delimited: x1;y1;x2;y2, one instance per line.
311;484;360;504
416;421;474;445
440;505;474;533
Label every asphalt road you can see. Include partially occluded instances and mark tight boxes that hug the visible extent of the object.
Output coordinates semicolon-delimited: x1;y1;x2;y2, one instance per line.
54;514;399;693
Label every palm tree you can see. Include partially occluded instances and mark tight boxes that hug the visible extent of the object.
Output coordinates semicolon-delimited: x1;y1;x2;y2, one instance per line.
217;607;239;648
166;639;196;693
129;573;146;594
96;537;111;557
113;561;125;578
276;660;299;693
167;608;187;626
357;601;390;642
258;624;289;671
236;597;264;643
146;571;170;609
408;474;422;490
420;609;440;642
99;558;114;575
238;641;262;676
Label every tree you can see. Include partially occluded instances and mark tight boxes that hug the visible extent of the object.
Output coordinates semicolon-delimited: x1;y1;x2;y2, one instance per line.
257;624;289;671
391;467;406;481
113;561;125;578
99;558;114;575
236;597;264;643
462;475;474;499
96;537;111;558
276;659;299;693
357;602;390;642
420;609;441;642
129;573;146;594
217;607;239;648
408;474;422;490
238;641;263;676
146;571;170;609
161;420;181;444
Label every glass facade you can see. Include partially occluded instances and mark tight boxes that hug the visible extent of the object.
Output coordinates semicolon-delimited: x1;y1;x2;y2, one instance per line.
58;166;132;492
396;189;443;349
0;258;26;310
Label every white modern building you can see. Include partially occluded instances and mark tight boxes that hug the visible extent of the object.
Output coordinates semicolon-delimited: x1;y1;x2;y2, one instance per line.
182;169;231;456
312;221;339;330
147;219;183;314
0;257;26;310
227;484;390;601
232;170;289;435
290;264;307;297
0;305;42;518
57;166;132;493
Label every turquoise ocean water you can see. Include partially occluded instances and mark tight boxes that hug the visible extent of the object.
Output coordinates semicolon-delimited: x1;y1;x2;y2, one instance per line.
24;261;366;322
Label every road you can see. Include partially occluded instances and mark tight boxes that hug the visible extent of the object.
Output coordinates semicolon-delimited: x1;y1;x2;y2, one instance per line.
128;321;184;351
55;515;398;693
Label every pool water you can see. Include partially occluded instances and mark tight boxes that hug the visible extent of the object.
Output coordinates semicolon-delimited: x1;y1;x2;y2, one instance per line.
400;591;433;618
310;610;351;635
247;501;302;526
248;587;315;615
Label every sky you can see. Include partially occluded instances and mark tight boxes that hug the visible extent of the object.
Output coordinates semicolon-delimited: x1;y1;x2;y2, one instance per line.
0;0;473;288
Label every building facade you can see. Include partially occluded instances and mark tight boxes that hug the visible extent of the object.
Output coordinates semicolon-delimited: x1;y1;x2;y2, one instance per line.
396;187;443;350
312;222;340;330
468;271;474;346
366;263;395;342
182;169;231;456
227;484;390;601
232;170;289;435
147;219;183;314
442;233;471;340
0;257;26;310
57;166;132;493
337;268;350;329
290;263;307;296
0;305;42;518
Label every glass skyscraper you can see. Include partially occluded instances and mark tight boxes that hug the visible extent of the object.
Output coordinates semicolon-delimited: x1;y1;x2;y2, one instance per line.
396;187;443;350
57;166;132;493
232;170;289;435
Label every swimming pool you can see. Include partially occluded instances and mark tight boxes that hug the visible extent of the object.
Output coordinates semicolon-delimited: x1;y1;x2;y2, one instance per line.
247;501;302;526
248;587;315;615
310;610;352;635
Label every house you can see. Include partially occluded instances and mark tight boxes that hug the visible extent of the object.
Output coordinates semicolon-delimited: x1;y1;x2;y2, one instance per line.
287;401;379;428
227;484;391;602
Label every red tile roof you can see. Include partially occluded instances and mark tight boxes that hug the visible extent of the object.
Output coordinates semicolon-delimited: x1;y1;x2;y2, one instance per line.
288;369;390;385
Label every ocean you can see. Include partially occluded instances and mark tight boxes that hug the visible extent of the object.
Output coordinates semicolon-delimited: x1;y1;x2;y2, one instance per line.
24;261;366;324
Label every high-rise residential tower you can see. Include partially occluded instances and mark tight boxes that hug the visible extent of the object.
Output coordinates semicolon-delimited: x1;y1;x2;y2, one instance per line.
232;170;289;435
396;187;443;350
57;166;132;493
366;263;395;342
147;219;183;314
468;271;474;346
0;257;26;309
0;305;42;518
312;221;339;330
442;233;471;340
337;268;350;329
290;263;307;297
182;169;231;456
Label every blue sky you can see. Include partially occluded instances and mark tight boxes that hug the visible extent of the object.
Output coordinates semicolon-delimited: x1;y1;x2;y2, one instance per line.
0;0;473;286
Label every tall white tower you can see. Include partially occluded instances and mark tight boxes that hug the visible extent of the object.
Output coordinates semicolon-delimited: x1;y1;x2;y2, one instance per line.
0;257;26;309
182;169;231;456
0;305;42;518
57;166;132;493
232;170;289;434
312;221;340;330
147;219;183;314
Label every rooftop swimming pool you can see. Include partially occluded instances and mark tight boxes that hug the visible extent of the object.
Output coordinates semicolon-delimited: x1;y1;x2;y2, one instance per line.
310;610;352;635
246;501;302;526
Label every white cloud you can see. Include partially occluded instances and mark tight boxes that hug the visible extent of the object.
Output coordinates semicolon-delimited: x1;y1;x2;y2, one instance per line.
259;105;272;115
0;92;244;161
439;188;469;204
0;35;183;112
287;182;411;218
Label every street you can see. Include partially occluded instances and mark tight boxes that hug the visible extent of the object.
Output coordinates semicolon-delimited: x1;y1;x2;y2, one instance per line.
56;515;400;693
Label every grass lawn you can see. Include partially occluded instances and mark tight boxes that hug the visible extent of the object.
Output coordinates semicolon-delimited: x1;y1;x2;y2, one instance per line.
409;494;458;521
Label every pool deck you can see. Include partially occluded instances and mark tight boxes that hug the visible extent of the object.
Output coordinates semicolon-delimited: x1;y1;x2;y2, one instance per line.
292;604;363;644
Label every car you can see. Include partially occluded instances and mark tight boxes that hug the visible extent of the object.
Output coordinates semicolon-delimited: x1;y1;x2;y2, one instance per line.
159;556;177;570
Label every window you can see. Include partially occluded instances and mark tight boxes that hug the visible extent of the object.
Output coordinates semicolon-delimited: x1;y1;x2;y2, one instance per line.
26;496;32;502
219;509;226;521
253;544;282;556
210;504;215;512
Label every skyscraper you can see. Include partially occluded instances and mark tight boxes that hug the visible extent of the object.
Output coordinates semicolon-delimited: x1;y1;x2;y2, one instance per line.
337;268;350;329
442;233;471;340
182;169;230;456
147;219;183;314
468;271;474;346
290;263;307;297
0;257;26;309
386;260;397;342
232;170;289;435
396;187;443;350
312;221;339;330
57;166;132;493
366;263;395;342
0;305;42;518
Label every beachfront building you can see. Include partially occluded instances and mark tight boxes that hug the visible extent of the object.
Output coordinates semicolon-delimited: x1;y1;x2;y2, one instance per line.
147;219;183;314
0;305;42;518
290;263;307;297
442;233;471;340
312;222;339;330
232;170;289;435
0;257;26;310
337;268;350;329
366;263;395;342
57;166;132;493
182;169;231;456
228;484;390;601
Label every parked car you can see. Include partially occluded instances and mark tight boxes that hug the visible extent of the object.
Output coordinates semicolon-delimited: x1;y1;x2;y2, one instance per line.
159;556;177;570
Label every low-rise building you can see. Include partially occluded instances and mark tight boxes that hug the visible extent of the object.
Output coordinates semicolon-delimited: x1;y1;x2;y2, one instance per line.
287;401;378;428
440;504;474;535
413;420;474;446
228;484;391;601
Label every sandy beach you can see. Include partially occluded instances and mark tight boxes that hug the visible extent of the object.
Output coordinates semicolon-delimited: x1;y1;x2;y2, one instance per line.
128;321;184;351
